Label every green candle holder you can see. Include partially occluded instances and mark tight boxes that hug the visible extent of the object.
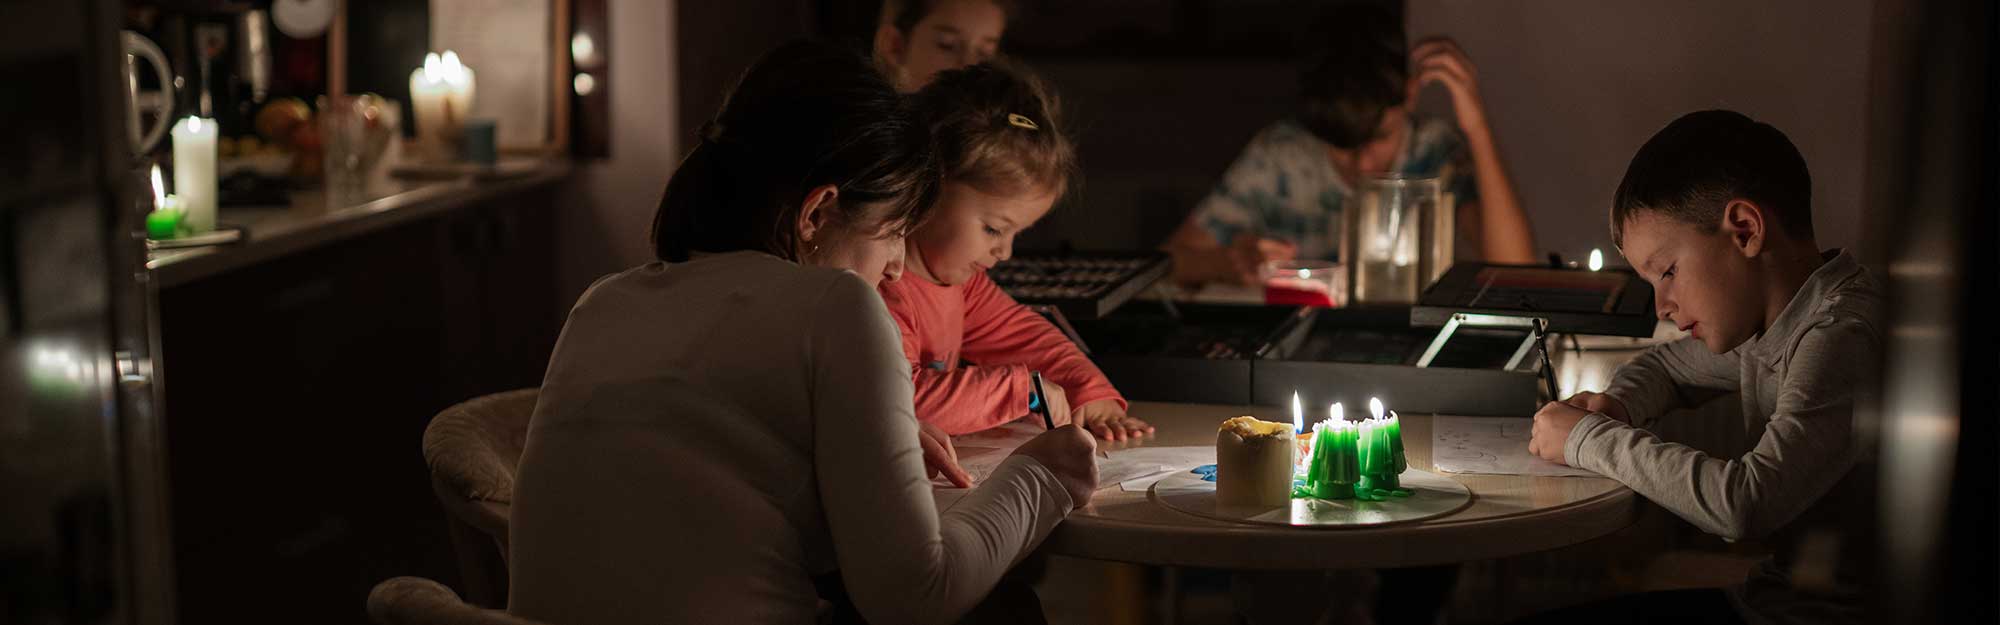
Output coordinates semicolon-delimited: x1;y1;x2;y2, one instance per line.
1355;417;1412;501
1293;418;1360;500
146;208;183;240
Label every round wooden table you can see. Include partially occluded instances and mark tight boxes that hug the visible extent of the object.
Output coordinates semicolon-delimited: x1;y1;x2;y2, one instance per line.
948;401;1639;571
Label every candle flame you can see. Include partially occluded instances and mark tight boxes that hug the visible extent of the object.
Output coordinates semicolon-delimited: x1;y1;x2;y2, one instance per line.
444;49;470;81
1331;402;1344;422
150;165;165;208
1588;248;1604;271
1296;268;1309;279
185;116;202;133
1291;391;1303;434
1368;396;1384;420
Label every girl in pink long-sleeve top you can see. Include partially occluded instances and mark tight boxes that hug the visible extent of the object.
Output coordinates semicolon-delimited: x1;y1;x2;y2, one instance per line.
880;62;1155;476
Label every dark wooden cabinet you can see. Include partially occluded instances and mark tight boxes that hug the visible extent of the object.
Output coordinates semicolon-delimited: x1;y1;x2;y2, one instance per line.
157;181;563;625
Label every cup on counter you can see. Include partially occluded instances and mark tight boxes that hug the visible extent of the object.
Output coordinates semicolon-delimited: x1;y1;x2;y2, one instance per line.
318;94;399;201
1261;259;1346;308
460;119;497;165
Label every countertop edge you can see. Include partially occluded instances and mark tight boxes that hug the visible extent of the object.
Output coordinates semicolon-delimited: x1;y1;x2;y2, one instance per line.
149;163;574;289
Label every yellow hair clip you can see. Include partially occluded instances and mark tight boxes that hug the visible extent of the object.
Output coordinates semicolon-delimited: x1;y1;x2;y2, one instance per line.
1006;113;1039;131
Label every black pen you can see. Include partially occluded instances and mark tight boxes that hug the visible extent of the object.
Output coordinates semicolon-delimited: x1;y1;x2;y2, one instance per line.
1030;371;1056;430
1534;319;1561;401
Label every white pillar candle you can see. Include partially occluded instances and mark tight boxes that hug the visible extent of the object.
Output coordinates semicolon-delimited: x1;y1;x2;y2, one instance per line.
170;116;218;233
1217;416;1296;508
409;50;477;161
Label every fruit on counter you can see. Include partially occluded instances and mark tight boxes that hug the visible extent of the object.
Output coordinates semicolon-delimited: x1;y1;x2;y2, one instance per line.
289;122;321;152
255;97;312;143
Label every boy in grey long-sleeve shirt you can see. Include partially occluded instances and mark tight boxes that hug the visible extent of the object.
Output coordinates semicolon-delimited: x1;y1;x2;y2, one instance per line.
1521;110;1881;625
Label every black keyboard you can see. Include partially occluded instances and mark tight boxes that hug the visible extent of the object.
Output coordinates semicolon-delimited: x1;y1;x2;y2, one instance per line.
987;252;1171;320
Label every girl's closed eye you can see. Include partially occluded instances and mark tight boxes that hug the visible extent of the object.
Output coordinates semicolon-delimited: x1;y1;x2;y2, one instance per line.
1662;263;1676;280
982;223;1002;236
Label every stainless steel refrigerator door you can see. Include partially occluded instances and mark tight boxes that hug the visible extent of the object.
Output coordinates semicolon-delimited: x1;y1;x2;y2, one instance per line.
2;1;176;623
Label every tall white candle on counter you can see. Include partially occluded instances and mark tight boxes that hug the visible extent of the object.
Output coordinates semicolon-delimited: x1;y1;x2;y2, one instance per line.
409;50;476;161
171;116;218;232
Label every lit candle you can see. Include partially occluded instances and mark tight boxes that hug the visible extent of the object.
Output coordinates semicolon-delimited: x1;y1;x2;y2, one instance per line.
1292;392;1311;481
170;117;218;233
1589;248;1605;272
1368;396;1384;420
409;50;477;161
1302;416;1359;500
1386;410;1406;474
145;165;182;239
1354;406;1411;501
1291;391;1303;436
150;164;165;210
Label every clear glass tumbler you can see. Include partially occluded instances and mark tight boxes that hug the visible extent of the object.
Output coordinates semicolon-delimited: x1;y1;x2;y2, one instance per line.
1348;174;1444;304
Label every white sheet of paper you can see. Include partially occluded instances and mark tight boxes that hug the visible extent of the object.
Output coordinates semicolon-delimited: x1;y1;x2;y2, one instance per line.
1431;415;1599;478
932;421;1213;489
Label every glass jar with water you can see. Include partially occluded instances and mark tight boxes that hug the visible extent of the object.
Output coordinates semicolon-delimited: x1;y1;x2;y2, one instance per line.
1346;175;1452;304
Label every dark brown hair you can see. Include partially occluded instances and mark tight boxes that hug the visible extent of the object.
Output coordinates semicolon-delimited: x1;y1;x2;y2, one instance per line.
651;40;940;263
885;0;1016;34
1296;3;1408;149
1610;110;1814;248
909;60;1077;199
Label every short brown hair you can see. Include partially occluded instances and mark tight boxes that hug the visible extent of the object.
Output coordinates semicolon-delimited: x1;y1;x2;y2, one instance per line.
1610;110;1814;249
910;60;1077;199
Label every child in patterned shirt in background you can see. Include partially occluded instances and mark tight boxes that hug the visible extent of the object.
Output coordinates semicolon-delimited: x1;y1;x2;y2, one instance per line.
1164;4;1538;286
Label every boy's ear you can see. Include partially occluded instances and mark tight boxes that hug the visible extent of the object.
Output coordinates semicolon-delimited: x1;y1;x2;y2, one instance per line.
1721;199;1766;259
797;184;842;247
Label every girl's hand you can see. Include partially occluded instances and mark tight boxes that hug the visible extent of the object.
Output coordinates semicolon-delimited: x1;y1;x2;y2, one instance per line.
1409;37;1491;137
1011;424;1100;509
919;420;973;488
1035;378;1074;429
1072;400;1155;442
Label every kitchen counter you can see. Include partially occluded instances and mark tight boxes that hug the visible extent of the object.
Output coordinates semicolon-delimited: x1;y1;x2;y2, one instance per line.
146;161;572;289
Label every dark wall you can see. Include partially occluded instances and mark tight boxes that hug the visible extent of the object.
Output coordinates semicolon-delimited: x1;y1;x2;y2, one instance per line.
671;1;1400;253
346;0;430;137
674;1;814;148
